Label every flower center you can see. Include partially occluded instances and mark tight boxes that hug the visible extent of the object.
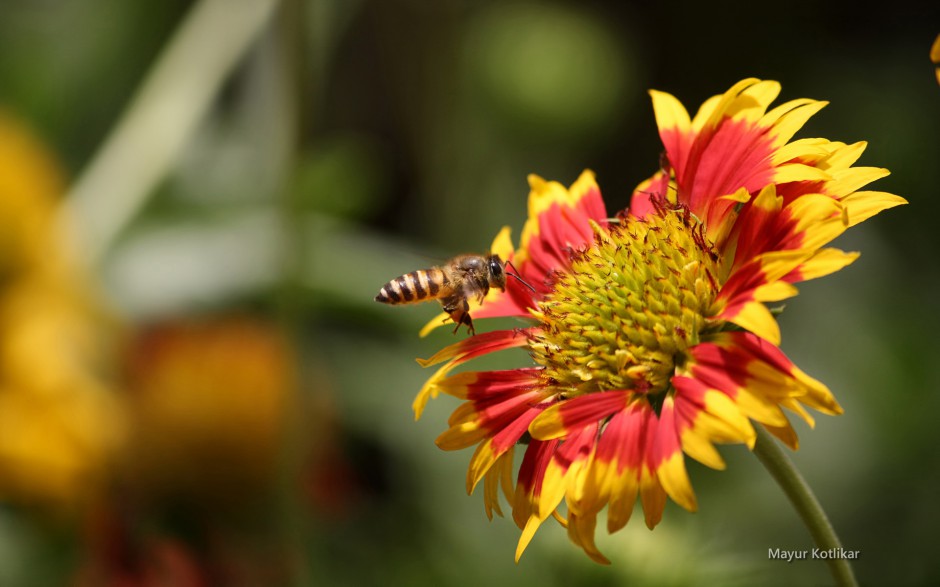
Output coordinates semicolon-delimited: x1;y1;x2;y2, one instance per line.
529;205;720;398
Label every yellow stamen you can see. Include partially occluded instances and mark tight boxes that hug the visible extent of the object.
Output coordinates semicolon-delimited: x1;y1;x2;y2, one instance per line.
529;205;720;399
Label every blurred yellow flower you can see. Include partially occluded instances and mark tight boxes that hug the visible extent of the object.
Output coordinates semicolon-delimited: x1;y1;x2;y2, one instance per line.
0;110;124;509
932;33;940;85
123;317;299;505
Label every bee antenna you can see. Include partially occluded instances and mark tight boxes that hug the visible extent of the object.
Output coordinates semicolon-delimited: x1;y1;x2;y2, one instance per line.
505;260;537;293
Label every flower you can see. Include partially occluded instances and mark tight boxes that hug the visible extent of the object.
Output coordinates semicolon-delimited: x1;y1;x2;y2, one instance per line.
413;79;905;564
932;34;940;85
0;110;124;510
122;317;304;507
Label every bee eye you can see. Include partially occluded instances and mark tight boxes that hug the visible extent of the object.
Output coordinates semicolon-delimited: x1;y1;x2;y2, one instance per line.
490;260;503;276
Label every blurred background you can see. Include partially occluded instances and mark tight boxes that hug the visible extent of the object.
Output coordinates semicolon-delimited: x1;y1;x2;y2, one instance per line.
0;0;936;585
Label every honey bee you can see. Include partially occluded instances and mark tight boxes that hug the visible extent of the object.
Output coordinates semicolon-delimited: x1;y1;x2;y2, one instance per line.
375;254;534;335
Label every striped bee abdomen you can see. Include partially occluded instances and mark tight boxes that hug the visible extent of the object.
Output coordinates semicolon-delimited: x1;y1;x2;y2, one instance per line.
375;268;447;305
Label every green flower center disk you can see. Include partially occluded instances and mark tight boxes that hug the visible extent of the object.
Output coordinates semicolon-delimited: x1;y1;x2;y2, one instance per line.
530;206;720;400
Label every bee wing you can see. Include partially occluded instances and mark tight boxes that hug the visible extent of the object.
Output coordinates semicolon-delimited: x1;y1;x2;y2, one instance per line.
460;279;484;302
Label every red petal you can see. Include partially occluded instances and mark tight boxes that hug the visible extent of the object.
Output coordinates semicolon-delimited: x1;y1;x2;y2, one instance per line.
417;328;534;368
517;439;560;496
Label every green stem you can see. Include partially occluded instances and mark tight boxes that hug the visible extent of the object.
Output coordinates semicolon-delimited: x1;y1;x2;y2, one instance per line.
59;0;280;266
752;425;858;587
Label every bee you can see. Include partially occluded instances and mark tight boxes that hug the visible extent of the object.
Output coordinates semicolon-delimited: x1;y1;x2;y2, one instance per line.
375;254;534;335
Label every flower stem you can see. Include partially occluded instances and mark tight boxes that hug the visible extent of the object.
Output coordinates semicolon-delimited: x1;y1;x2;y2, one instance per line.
752;425;858;587
60;0;280;266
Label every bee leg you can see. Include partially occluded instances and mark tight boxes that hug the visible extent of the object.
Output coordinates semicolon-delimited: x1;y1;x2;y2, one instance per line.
459;313;475;336
443;297;474;336
476;283;489;305
459;299;476;336
450;313;474;336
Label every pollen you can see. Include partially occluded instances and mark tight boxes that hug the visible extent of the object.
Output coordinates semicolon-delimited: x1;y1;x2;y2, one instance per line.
529;205;720;397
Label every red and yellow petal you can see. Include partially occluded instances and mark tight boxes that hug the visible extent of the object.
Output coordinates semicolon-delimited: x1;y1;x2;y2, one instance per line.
652;396;697;512
413;328;534;418
567;511;610;565
784;247;859;283
529;390;629;441
555;398;681;537
692;78;781;130
425;368;554;509
636;78;905;265
520;393;705;562
839;191;908;227
730;185;847;272
511;438;560;561
775;139;894;202
515;170;608;289
438;367;544;404
760;98;829;150
713;250;809;344
714;183;869;343
572;407;640;534
771;140;907;228
452;398;542;487
513;424;598;562
479;445;515;519
676;331;841;447
645;79;835;241
469;437;518;516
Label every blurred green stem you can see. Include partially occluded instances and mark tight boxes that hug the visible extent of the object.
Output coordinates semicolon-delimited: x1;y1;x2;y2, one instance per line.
60;0;280;265
752;426;858;587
